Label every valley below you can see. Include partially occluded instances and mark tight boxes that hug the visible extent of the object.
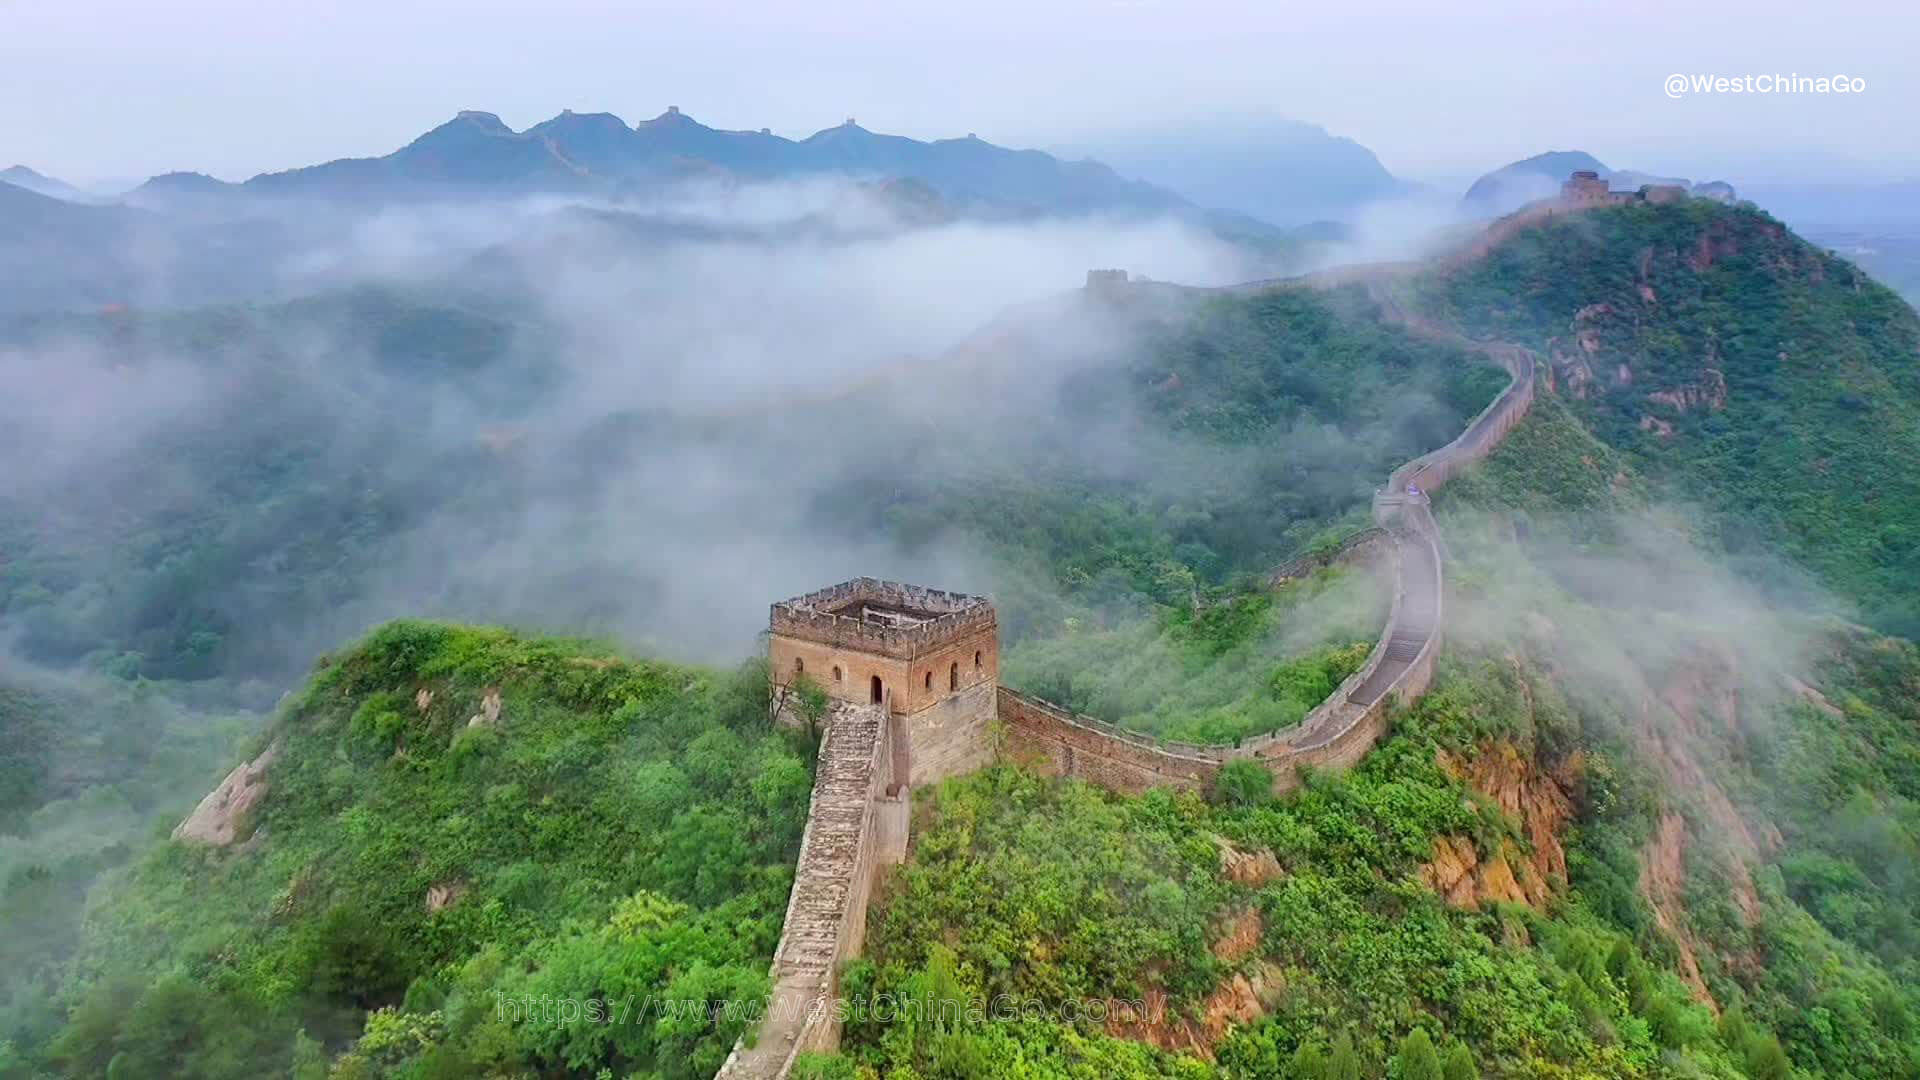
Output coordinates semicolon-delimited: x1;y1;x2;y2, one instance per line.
3;154;1919;1080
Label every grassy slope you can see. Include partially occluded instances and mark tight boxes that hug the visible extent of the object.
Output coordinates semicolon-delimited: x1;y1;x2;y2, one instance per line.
27;621;812;1080
831;399;1920;1080
0;271;1509;1076
1000;568;1376;743
1445;395;1920;1078
1418;199;1920;637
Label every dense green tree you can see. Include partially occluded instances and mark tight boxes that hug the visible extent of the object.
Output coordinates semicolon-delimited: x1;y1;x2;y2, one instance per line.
1327;1031;1363;1080
1395;1029;1442;1080
1289;1040;1328;1079
1212;759;1275;808
1440;1042;1477;1080
1745;1034;1792;1080
32;623;812;1079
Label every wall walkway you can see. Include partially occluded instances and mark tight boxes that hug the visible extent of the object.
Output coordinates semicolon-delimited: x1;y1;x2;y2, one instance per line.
1000;277;1537;797
716;699;904;1079
721;216;1548;1078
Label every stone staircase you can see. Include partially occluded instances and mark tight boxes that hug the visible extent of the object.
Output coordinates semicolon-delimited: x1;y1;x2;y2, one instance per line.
717;702;885;1079
772;705;881;978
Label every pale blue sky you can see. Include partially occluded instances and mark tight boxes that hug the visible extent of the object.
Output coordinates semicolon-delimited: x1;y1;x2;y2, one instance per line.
2;0;1911;188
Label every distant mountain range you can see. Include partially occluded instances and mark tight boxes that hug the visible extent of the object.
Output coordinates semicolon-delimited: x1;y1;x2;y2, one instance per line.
105;108;1197;219
11;111;1416;228
0;164;92;203
1053;116;1413;225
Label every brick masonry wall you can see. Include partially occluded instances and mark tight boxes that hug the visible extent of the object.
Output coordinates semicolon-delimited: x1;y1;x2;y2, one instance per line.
908;680;997;786
997;688;1225;795
1265;527;1389;588
892;624;999;716
770;622;997;716
721;221;1547;1079
716;700;898;1078
771;632;911;710
993;324;1535;802
770;579;995;661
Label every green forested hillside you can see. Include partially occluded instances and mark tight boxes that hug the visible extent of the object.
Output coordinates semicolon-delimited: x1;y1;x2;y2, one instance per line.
822;398;1920;1080
7;198;1920;1080
0;678;252;1056
0;277;1508;1076
0;283;1497;687
1418;200;1920;635
0;288;545;684
12;622;811;1079
1440;399;1920;1078
1000;568;1376;743
829;635;1920;1079
840;284;1506;637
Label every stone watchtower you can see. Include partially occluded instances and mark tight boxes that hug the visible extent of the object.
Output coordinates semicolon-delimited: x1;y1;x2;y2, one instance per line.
1560;170;1611;203
770;578;998;788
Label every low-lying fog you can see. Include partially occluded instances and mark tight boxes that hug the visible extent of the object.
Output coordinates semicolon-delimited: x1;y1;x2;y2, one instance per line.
0;178;1322;688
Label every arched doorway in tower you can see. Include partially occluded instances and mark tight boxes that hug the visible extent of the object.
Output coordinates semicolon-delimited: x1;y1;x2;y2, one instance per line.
870;675;883;704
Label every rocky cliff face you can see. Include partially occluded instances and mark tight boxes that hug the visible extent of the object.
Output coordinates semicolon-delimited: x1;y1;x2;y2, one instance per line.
1420;740;1577;910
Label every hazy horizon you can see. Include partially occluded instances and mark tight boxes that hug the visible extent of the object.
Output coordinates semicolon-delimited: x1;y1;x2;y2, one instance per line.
4;0;1913;192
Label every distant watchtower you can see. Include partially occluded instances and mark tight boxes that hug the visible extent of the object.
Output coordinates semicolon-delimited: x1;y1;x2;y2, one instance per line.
770;578;999;786
1560;170;1611;204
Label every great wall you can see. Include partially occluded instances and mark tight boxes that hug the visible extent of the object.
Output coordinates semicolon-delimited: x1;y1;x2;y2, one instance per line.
715;174;1648;1078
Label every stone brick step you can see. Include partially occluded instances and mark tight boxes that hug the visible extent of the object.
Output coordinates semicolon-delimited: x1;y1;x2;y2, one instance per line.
724;700;888;1077
778;935;841;957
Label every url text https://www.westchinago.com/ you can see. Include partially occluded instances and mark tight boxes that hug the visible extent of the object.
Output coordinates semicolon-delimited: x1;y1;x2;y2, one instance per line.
1665;73;1866;98
493;991;1145;1028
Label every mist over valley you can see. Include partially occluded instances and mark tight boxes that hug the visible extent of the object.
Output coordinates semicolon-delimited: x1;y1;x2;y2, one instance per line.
2;12;1919;1078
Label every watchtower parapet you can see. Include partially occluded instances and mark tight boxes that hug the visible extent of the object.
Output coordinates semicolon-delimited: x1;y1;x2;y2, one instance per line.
1560;170;1612;203
770;578;995;661
771;578;1000;789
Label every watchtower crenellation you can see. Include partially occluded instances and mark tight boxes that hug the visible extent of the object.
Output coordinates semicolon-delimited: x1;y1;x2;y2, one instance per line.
770;577;999;786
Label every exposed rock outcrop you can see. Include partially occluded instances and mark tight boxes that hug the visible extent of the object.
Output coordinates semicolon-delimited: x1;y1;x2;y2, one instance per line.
1783;674;1842;717
467;686;503;728
1434;740;1577;900
426;880;468;912
1215;837;1284;887
1211;907;1264;964
1647;368;1728;413
1420;833;1550;909
1639;812;1716;1007
1105;963;1284;1060
173;740;281;847
1688;226;1739;271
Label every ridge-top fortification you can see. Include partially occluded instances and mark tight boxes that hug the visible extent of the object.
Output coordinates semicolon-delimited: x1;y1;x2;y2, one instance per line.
770;577;998;788
726;216;1551;1074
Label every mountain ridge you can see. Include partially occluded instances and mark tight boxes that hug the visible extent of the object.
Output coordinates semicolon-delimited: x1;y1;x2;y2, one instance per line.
1056;115;1412;225
0;164;91;203
131;107;1193;217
